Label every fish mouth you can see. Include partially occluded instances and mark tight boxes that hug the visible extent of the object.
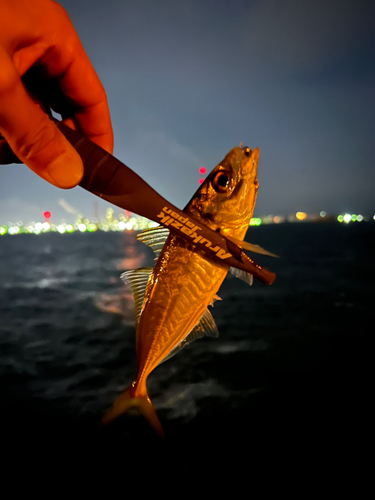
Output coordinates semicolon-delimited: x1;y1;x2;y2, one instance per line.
239;146;259;180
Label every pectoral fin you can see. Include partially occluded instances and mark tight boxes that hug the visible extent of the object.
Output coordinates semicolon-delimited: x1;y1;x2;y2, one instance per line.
226;234;279;258
229;267;253;285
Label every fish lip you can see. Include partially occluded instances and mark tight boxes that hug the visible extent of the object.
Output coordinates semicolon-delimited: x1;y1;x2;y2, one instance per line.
239;147;259;180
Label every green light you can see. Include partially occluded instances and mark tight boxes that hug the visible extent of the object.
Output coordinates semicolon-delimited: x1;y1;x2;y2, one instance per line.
0;226;7;235
255;218;262;226
337;215;344;222
87;223;98;232
351;214;357;221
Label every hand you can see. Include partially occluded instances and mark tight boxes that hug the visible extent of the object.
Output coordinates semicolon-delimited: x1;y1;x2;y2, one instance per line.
0;0;114;188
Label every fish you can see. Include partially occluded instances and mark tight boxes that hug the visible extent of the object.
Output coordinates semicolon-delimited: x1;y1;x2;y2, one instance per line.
101;145;275;436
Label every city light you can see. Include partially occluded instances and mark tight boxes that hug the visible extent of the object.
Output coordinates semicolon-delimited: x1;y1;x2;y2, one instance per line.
296;211;307;221
87;223;98;232
337;213;368;223
1;209;373;236
199;166;206;185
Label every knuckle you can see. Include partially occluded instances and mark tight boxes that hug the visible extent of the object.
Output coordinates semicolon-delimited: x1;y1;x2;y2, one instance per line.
0;57;19;96
51;1;71;21
16;121;59;165
50;2;77;42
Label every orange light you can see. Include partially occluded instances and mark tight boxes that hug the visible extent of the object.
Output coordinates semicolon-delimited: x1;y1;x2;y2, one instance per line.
296;211;307;221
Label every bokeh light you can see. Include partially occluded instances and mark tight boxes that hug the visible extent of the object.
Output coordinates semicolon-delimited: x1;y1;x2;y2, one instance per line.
296;211;307;221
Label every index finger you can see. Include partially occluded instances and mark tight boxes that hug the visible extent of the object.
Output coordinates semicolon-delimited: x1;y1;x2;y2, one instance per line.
30;4;114;153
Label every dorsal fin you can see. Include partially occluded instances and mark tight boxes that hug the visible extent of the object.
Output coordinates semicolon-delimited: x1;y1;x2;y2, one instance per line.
159;308;219;365
121;268;153;334
137;226;170;259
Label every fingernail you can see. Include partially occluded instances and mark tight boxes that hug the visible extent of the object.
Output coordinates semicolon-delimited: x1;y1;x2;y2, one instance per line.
47;152;84;188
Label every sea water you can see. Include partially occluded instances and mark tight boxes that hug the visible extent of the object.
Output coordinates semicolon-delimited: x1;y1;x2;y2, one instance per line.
0;222;373;476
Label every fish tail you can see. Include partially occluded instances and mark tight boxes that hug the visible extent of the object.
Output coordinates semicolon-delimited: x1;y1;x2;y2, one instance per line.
101;384;164;437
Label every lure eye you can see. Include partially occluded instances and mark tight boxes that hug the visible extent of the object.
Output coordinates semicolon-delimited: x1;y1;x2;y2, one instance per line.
212;171;231;193
242;147;252;157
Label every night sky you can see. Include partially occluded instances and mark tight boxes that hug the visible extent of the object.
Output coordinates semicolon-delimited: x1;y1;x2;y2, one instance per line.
1;0;374;223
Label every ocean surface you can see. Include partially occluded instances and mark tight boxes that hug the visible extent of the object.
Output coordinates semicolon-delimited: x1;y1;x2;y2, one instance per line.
0;222;373;483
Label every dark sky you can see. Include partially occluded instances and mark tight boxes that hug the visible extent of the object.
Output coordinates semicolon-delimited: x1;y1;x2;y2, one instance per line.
1;0;374;223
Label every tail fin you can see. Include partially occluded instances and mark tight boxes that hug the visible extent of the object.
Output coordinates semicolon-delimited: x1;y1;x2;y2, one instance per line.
101;385;164;437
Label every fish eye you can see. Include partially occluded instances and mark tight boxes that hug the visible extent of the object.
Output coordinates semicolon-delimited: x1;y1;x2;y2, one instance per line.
212;171;231;193
242;146;251;157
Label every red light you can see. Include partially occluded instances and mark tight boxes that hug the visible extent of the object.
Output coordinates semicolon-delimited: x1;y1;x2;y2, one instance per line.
199;178;205;185
43;211;51;219
199;167;206;174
